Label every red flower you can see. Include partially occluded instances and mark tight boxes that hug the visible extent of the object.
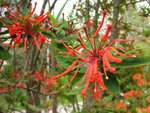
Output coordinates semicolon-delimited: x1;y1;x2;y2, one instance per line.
17;83;25;88
124;90;143;99
132;74;142;80
51;10;141;99
12;72;20;77
136;105;150;113
0;88;7;92
137;79;146;86
1;2;52;52
44;78;58;85
59;40;83;57
34;72;46;81
116;103;127;111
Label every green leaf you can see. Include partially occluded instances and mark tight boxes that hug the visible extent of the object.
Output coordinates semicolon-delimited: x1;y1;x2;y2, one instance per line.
120;46;150;56
103;95;113;104
64;85;84;95
103;72;120;94
25;104;42;112
47;0;69;26
56;22;68;30
0;46;12;60
64;73;85;95
47;13;57;26
56;18;77;30
0;18;12;25
56;0;69;21
21;8;30;17
61;95;76;103
55;55;77;69
111;56;150;68
60;76;68;86
41;30;56;39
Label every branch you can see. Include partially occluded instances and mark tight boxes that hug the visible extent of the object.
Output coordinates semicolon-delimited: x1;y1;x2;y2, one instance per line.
49;0;58;12
120;0;145;7
0;87;60;96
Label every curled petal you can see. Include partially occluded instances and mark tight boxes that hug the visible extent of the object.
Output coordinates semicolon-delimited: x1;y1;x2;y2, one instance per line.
61;62;87;88
110;47;136;58
27;2;37;18
103;54;116;73
108;35;142;47
24;37;28;52
51;60;79;79
101;24;112;41
94;10;107;38
105;49;122;63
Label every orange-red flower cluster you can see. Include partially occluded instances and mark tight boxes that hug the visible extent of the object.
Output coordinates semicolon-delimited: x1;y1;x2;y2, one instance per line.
116;103;127;111
136;105;150;113
1;2;52;52
124;90;144;99
132;74;147;86
137;79;146;86
51;10;141;99
34;72;57;86
132;74;142;80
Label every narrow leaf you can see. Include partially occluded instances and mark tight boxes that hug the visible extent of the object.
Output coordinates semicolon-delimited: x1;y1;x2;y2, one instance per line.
47;13;57;26
55;55;77;69
111;56;150;68
56;0;69;21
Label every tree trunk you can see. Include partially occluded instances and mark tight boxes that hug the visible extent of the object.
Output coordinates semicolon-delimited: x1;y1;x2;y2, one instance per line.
85;0;90;32
24;46;41;113
110;0;120;41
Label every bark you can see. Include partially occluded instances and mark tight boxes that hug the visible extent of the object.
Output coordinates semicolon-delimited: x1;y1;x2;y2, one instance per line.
110;0;120;41
24;46;41;113
40;0;48;14
94;0;100;33
49;46;58;113
85;0;90;32
82;87;94;113
49;0;58;12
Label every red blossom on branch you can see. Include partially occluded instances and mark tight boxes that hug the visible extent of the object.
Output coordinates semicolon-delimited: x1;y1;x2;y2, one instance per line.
116;103;127;111
1;2;53;52
132;74;142;80
51;10;141;99
124;90;144;99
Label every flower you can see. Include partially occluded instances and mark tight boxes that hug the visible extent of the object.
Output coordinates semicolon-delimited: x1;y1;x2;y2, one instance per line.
34;72;46;81
0;88;7;92
132;74;142;80
17;83;25;88
51;10;141;99
137;79;146;86
116;103;127;111
34;71;57;85
124;90;144;99
12;72;20;77
1;2;52;52
136;105;150;113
